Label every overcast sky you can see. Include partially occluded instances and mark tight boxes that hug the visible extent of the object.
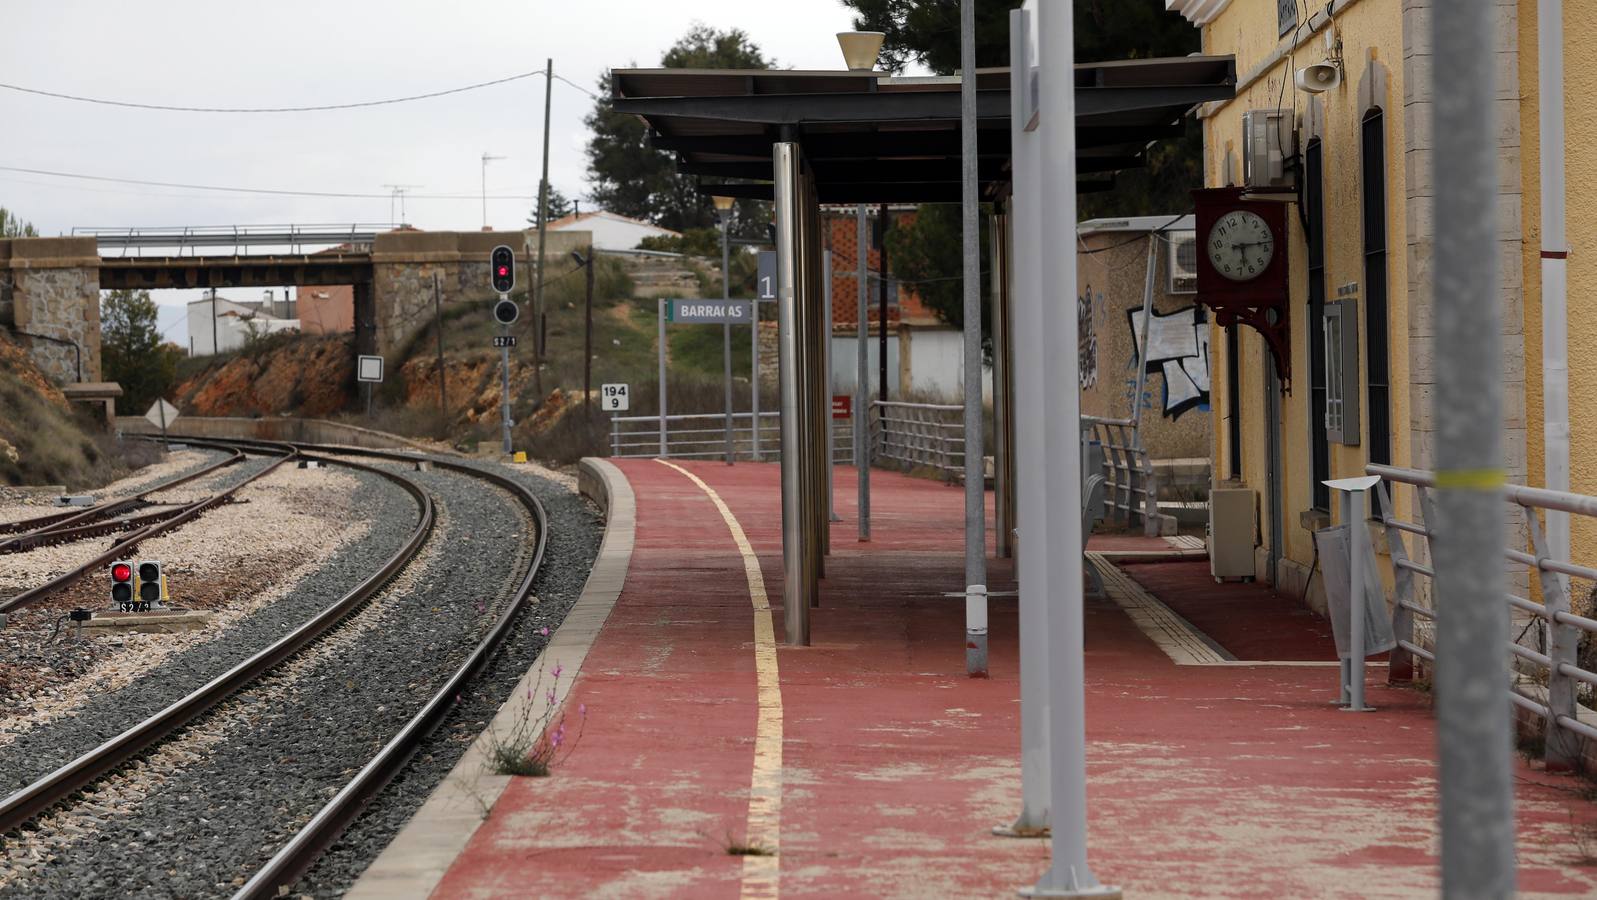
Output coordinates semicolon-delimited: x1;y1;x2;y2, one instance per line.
2;1;897;337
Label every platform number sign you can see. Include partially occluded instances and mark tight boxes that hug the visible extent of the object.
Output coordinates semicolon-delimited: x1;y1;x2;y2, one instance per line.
600;383;630;412
756;250;777;301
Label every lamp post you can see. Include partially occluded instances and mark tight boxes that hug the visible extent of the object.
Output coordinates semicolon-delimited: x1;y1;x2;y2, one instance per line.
714;195;737;464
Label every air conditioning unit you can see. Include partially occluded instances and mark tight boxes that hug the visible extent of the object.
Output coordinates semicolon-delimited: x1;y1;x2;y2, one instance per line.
1242;108;1296;189
1167;230;1198;293
1209;487;1257;580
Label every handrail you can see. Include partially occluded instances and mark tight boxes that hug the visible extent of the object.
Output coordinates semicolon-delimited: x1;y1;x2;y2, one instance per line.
1369;462;1597;769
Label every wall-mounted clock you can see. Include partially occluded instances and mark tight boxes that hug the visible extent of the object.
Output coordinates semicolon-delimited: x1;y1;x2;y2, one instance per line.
1192;186;1292;387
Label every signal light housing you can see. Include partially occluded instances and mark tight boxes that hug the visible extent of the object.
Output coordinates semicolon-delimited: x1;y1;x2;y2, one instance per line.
110;561;134;607
493;298;520;326
137;560;163;606
490;245;516;293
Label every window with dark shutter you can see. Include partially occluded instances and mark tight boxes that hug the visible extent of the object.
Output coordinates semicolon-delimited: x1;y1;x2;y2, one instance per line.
1361;109;1392;509
1306;138;1331;511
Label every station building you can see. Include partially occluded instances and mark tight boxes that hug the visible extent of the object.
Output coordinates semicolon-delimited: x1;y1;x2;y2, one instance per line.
1174;0;1597;606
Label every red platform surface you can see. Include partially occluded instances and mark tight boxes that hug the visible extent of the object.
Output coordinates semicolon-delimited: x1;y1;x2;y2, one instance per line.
431;461;1597;898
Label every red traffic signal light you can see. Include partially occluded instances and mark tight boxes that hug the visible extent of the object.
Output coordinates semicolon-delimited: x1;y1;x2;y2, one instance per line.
490;245;516;293
111;560;133;606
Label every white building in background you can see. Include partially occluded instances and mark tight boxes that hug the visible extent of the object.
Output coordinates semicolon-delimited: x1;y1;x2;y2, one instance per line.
186;289;300;356
546;210;680;251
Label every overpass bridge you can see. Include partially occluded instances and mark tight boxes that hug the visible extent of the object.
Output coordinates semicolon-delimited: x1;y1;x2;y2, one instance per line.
0;226;590;384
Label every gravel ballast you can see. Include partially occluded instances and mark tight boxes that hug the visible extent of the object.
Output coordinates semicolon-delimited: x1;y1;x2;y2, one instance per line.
0;456;602;899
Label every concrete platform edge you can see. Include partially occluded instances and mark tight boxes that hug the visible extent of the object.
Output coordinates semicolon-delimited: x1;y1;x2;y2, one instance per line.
344;457;636;900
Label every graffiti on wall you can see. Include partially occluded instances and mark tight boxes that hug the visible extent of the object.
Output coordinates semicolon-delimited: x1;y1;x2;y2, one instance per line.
1126;305;1211;419
1078;284;1101;388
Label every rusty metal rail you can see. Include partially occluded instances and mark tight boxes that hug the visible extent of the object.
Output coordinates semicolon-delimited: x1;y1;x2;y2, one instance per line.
233;442;550;899
0;440;435;834
0;435;552;900
0;446;244;541
0;445;288;615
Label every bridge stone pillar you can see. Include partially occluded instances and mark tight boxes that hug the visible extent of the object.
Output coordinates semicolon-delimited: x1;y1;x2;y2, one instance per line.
371;230;529;358
1;237;101;384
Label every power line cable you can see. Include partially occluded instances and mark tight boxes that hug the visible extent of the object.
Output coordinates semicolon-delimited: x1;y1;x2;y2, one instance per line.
0;67;592;113
0;165;538;200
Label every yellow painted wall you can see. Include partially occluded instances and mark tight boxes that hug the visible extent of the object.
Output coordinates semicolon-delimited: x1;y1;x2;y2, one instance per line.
1201;0;1410;573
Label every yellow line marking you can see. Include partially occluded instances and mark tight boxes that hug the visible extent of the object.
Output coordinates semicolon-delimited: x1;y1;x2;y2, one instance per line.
1434;468;1507;490
657;460;782;898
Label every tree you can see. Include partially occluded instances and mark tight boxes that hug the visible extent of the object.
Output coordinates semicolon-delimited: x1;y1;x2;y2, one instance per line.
0;206;38;238
584;25;772;234
886;205;991;336
101;289;179;414
843;0;1199;219
841;0;1202;332
527;184;577;227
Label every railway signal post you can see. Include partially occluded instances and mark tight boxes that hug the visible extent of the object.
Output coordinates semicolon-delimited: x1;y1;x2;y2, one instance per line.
491;245;519;455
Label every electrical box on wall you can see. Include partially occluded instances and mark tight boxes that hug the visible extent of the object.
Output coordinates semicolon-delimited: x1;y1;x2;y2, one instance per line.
1242;108;1296;189
1167;231;1198;293
1209;487;1258;581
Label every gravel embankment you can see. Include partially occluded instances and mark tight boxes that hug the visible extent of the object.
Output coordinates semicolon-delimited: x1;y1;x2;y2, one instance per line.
296;460;601;898
0;456;600;899
0;465;371;739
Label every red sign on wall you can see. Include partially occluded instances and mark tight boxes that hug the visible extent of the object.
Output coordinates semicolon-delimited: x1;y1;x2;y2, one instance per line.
831;395;852;419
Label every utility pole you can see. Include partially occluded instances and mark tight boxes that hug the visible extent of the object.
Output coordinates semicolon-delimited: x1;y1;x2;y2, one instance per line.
577;250;595;421
1433;1;1515;895
480;152;505;228
533;58;555;400
856;203;871;542
716;197;735;464
210;287;219;356
878;203;890;404
959;0;988;679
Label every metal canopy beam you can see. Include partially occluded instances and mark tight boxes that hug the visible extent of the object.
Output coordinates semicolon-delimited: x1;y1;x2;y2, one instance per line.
679;157;1016;183
619;84;1228;129
653;131;1014;159
614;90;1012;125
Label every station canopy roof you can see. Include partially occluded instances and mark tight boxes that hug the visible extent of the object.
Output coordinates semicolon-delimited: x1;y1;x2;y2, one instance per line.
610;56;1235;205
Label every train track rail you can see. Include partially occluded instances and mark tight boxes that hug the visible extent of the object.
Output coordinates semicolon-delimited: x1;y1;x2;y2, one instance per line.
0;437;552;900
0;443;294;615
0;445;245;542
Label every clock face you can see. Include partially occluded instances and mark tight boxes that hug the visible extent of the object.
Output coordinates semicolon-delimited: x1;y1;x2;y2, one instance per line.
1206;210;1275;281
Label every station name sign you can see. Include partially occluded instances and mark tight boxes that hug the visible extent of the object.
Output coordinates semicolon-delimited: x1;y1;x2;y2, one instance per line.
667;299;753;324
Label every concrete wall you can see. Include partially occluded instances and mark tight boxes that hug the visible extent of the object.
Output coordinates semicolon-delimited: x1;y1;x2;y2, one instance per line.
1;237;101;384
1077;228;1211;461
370;228;590;359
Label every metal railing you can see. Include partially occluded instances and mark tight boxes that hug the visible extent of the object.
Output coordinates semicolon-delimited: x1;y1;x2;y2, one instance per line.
1080;415;1159;535
1370;463;1597;769
870;400;964;482
74;224;386;257
608;411;854;464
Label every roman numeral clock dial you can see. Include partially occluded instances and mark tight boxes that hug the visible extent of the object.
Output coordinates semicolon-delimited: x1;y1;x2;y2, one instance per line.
1206;210;1275;281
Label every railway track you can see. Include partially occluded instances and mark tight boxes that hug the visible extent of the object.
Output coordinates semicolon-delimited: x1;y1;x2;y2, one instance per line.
0;443;296;615
0;437;557;899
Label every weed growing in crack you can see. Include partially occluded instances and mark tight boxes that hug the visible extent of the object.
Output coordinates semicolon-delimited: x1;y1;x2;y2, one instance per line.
485;658;587;777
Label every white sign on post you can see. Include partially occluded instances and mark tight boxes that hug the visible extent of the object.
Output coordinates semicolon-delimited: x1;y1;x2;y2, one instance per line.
144;399;180;432
357;355;384;383
600;383;630;412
